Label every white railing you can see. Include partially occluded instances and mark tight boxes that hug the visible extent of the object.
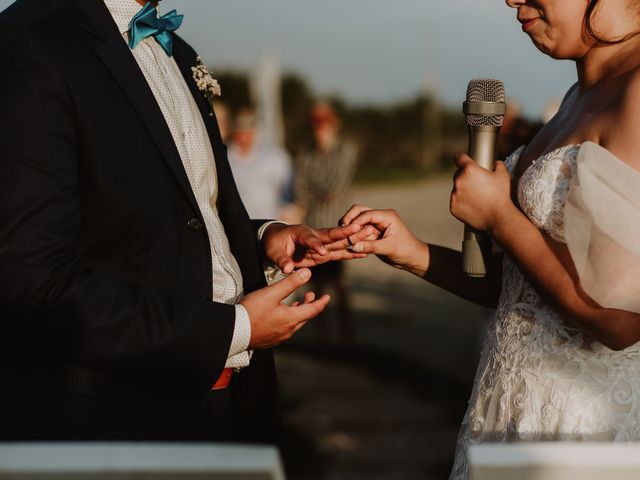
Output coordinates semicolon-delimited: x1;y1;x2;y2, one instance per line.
0;443;286;479
470;442;640;480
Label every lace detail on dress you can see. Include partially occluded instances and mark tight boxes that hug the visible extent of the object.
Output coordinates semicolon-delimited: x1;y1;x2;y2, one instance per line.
450;145;640;480
516;145;579;243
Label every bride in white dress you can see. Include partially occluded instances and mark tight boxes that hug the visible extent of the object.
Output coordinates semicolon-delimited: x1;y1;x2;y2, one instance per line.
332;0;640;478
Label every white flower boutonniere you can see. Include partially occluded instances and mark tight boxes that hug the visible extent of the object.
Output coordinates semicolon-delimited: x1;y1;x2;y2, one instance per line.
191;56;221;102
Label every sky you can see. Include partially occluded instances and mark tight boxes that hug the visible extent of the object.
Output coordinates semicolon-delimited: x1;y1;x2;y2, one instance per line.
0;0;577;118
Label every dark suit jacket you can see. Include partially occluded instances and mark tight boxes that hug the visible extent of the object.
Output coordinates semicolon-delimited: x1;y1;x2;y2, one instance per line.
0;0;279;442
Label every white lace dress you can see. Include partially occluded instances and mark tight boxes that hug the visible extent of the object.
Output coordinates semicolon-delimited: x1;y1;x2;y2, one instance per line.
450;144;640;480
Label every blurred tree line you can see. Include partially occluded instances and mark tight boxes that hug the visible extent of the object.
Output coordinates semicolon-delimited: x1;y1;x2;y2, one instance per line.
215;70;468;183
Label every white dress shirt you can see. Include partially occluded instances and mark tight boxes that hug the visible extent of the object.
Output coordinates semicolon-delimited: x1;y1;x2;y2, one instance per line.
104;0;252;369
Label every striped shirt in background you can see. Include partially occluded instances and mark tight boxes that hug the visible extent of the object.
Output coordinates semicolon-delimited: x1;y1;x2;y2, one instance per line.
294;139;359;230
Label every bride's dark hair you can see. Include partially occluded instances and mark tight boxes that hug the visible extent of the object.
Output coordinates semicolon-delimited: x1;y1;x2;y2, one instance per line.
585;0;640;44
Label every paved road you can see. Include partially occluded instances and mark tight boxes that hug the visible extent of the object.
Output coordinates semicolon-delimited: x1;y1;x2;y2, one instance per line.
276;176;495;479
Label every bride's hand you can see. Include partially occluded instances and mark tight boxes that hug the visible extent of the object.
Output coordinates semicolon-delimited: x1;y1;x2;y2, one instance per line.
338;205;429;277
450;153;516;234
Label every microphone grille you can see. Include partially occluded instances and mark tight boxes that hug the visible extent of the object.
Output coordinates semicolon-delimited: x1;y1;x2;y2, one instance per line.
465;79;505;127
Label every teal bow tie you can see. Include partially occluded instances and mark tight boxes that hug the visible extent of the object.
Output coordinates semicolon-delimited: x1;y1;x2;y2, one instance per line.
128;2;184;56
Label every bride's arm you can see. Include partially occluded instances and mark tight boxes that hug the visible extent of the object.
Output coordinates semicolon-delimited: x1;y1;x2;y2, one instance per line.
423;245;503;308
451;153;640;351
339;206;503;308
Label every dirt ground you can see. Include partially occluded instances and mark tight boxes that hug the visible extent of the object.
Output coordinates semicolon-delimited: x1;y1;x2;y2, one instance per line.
276;175;495;480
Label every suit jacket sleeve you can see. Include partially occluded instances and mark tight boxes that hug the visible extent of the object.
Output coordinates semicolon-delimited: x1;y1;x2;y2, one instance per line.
0;27;235;393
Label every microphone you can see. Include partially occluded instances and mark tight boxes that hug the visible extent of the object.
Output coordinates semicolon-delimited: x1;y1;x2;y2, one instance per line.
462;79;506;277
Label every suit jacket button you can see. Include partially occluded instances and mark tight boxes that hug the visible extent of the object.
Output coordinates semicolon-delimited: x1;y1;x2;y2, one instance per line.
187;217;203;231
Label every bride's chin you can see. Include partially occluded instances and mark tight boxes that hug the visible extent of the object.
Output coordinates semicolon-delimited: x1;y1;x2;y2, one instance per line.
529;35;580;60
530;39;562;59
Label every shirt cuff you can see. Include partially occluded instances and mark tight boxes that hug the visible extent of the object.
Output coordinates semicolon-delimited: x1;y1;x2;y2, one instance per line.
228;304;251;358
257;220;289;242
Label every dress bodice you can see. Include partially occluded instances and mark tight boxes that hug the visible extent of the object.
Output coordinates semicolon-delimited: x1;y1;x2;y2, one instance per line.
507;144;580;243
450;144;640;480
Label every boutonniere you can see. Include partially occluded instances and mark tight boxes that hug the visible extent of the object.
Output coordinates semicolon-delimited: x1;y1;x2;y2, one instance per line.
191;56;221;101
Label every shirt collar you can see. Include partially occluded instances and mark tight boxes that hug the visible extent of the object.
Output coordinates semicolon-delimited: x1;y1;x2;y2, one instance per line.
103;0;159;35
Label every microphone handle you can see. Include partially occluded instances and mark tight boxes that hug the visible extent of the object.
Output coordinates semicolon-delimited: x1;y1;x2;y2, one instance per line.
462;126;499;278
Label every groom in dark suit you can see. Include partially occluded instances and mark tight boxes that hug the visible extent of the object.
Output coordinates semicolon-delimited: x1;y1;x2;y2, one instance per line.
0;0;362;443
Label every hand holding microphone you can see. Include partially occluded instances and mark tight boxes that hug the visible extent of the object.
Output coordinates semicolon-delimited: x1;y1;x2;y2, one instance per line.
450;153;513;232
456;79;507;278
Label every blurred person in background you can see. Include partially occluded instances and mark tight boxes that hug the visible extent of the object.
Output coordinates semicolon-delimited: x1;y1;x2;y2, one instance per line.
295;101;359;344
335;0;640;478
228;107;294;221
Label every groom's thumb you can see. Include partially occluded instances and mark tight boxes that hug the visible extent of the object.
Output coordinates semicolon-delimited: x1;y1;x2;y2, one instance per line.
269;268;312;301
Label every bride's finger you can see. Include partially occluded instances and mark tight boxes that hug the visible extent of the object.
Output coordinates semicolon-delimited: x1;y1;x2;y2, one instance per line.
351;237;394;255
339;226;381;248
322;225;380;252
339;205;373;226
361;232;381;242
350;225;380;244
350;209;397;230
453;152;474;169
307;250;369;262
313;223;362;244
294;250;368;268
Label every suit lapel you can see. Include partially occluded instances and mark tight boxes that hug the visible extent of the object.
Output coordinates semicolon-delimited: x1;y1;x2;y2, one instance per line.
68;0;114;40
171;40;236;214
70;0;201;214
171;40;224;149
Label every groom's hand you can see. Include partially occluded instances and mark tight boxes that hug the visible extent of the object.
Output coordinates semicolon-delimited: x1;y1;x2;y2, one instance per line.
241;268;327;349
261;223;369;274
